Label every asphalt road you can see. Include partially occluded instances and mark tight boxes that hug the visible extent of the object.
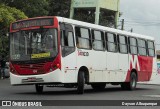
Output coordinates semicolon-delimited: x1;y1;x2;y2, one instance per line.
0;78;160;109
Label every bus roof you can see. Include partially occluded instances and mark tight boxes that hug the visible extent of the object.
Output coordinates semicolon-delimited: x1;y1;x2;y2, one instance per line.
11;16;154;41
57;16;154;41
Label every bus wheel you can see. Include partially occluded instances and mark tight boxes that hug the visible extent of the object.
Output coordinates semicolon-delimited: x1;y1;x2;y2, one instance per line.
121;72;137;90
91;83;106;90
35;84;43;93
77;71;85;94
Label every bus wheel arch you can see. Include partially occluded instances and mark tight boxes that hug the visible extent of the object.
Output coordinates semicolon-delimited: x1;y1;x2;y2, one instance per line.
130;69;138;82
121;69;138;90
78;66;89;84
76;66;89;94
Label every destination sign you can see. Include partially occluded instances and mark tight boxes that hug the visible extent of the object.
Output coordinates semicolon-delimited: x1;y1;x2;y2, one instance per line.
31;52;51;59
12;18;53;30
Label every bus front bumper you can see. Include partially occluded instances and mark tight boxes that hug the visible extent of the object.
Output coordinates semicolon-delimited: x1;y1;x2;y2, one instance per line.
10;69;64;85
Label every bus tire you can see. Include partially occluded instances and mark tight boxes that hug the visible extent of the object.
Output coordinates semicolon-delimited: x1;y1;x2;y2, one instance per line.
121;83;127;90
121;72;137;90
77;71;85;94
91;83;106;90
35;84;43;93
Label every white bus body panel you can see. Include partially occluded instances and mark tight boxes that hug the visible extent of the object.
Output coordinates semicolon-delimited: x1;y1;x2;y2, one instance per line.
57;17;156;83
61;51;78;83
106;52;120;82
77;50;107;82
118;53;129;81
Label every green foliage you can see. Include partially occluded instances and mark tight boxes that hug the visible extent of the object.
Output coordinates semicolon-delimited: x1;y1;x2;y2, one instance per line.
48;0;71;17
0;4;27;58
99;9;115;27
1;0;115;27
0;4;27;29
74;8;95;24
73;8;115;27
1;0;49;18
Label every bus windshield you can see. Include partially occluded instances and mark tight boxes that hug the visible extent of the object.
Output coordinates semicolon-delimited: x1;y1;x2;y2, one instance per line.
10;28;58;61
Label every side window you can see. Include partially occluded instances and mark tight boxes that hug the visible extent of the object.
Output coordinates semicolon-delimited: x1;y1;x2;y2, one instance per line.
106;32;117;52
138;39;147;56
61;31;65;46
129;37;138;55
75;27;91;49
60;23;75;57
68;32;74;47
92;30;105;51
118;35;128;54
148;41;155;57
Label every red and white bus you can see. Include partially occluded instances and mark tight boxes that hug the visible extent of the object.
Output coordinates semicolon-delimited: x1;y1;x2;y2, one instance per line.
9;16;157;94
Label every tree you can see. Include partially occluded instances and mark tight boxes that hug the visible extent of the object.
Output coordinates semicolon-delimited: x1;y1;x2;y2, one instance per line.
0;4;27;58
47;0;71;17
73;8;96;24
99;9;115;27
1;0;49;18
73;8;115;27
47;0;115;27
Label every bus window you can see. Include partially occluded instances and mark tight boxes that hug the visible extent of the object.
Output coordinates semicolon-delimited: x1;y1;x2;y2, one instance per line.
92;30;105;51
61;30;65;47
129;37;138;55
10;32;21;56
75;27;91;49
148;41;155;57
138;39;147;56
105;32;117;52
118;35;128;54
60;23;75;57
10;28;58;61
68;32;74;47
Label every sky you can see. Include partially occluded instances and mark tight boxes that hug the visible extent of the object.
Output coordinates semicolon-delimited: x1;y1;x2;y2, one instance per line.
120;0;160;49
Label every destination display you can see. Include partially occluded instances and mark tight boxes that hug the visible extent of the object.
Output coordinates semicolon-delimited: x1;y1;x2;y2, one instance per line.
31;52;51;59
12;18;54;30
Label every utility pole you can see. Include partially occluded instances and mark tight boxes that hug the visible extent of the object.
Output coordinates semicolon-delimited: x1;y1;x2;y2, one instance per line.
69;0;74;19
121;19;124;30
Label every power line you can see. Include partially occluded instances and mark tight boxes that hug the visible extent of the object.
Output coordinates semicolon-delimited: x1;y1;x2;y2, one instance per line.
119;19;160;22
119;19;160;26
125;23;160;26
119;21;160;26
119;21;160;24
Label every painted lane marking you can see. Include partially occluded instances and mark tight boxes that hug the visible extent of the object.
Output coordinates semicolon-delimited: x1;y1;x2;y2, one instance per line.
143;95;160;98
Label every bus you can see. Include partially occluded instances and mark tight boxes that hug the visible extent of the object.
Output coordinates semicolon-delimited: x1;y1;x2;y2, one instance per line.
9;16;157;94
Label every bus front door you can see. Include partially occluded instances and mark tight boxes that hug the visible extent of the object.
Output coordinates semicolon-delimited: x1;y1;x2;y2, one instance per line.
60;23;77;83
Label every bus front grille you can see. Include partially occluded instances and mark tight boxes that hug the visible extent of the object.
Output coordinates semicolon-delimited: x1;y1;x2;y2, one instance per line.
20;63;45;69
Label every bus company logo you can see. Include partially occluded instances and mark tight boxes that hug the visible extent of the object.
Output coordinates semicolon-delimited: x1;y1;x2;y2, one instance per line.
2;101;11;106
30;65;33;68
129;55;140;71
33;70;37;73
78;50;89;56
